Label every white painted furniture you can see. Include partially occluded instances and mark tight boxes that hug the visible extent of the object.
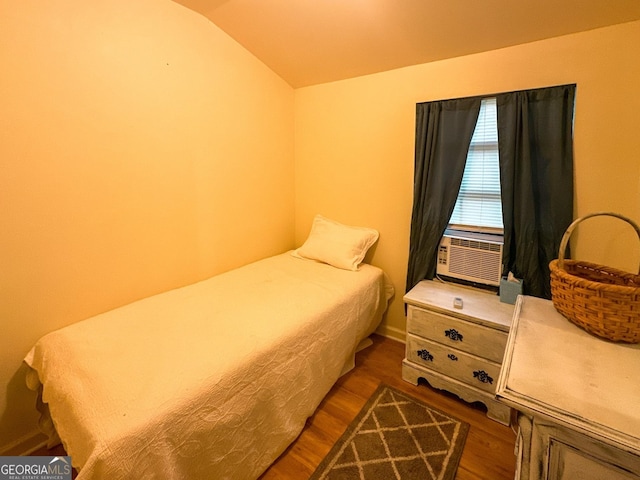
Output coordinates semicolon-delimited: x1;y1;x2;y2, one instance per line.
402;280;514;425
496;296;640;480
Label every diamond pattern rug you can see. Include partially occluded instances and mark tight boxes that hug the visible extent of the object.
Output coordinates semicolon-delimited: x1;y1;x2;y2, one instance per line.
309;384;469;480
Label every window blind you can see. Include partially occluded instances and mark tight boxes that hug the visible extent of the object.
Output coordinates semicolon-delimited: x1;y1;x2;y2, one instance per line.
449;97;503;231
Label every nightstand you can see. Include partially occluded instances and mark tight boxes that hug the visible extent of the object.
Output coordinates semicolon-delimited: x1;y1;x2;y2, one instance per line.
402;279;514;425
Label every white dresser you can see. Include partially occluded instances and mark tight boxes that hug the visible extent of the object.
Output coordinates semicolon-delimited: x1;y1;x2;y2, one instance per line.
496;296;640;480
402;280;514;425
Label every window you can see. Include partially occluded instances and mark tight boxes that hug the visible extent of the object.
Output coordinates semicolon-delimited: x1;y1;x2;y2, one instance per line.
449;97;503;232
407;84;575;297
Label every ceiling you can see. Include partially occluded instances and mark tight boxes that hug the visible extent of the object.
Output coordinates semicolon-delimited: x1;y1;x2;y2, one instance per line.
173;0;640;88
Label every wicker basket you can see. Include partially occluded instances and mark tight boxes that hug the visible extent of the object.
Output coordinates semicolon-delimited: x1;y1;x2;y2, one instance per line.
549;212;640;343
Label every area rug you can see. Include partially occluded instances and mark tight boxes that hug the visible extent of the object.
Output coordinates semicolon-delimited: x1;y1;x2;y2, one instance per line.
309;384;469;480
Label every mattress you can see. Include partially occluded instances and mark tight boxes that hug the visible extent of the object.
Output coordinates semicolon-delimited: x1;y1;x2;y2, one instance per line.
24;251;393;479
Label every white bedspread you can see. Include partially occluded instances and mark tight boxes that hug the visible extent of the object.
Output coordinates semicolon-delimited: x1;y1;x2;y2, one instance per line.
24;252;393;479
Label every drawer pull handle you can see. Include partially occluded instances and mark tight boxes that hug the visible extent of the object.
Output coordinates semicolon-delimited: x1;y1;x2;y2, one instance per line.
445;329;464;342
417;349;434;362
447;354;458;361
473;370;493;384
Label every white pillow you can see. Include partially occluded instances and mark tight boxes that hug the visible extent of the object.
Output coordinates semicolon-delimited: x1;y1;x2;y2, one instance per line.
294;215;379;271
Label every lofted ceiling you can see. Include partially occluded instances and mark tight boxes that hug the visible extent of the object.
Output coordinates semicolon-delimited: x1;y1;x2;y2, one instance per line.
173;0;640;88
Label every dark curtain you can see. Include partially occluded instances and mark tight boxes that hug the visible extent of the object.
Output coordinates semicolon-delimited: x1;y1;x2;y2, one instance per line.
497;84;576;298
406;97;482;293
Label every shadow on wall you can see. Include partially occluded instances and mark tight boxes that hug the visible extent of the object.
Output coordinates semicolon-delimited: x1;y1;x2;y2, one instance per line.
1;363;45;454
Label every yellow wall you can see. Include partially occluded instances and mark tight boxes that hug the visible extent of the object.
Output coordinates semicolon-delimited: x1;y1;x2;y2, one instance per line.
0;0;294;451
295;21;640;340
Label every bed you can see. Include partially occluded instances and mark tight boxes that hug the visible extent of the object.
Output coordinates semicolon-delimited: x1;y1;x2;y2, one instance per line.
24;216;394;479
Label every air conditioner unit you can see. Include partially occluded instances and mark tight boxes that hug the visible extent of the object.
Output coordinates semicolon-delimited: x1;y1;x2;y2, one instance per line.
436;229;503;287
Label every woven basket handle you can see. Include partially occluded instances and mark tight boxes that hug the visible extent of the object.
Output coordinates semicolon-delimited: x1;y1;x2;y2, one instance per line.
557;212;640;273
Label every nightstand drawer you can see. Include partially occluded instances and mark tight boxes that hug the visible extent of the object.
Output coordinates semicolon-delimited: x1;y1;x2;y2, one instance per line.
407;306;507;363
406;334;501;394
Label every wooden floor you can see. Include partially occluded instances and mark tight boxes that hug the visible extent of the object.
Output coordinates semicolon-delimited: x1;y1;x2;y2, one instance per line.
259;334;517;480
33;334;516;479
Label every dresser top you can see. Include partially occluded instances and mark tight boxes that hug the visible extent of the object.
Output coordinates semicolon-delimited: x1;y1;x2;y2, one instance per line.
496;296;640;453
404;280;514;331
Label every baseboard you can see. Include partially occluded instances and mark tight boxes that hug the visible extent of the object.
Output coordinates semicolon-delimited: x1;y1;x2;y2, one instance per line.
375;324;405;343
0;430;47;456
